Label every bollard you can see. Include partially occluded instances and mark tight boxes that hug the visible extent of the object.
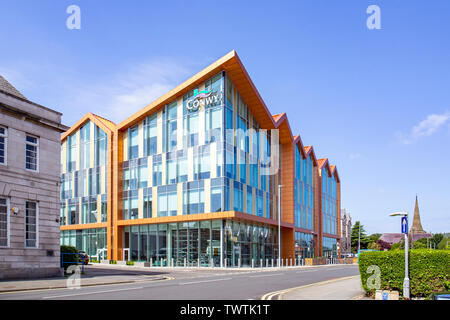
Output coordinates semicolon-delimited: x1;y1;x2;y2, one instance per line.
198;259;200;268
210;258;214;268
290;258;292;267
271;259;274;267
266;259;268;268
251;259;254;268
171;258;174;267
150;258;153;267
224;258;227;268
160;258;163;267
238;258;241;268
184;258;186;267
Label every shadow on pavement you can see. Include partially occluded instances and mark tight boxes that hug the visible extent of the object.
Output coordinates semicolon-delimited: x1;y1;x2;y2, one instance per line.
80;265;168;278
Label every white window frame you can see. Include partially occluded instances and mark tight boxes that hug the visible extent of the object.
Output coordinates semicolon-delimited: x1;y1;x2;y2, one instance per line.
0;197;10;248
0;126;7;166
25;201;39;248
25;134;39;172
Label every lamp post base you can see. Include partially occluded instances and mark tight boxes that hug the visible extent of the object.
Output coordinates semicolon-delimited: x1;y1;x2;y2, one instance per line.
403;278;410;300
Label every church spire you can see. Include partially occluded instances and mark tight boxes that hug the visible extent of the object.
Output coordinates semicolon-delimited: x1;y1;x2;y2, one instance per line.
410;195;425;234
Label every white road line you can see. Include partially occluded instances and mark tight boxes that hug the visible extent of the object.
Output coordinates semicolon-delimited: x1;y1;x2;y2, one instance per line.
179;278;232;285
249;273;284;278
42;286;144;299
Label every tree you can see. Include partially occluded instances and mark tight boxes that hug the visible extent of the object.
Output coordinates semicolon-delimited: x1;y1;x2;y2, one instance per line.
390;239;405;250
351;221;370;253
367;233;382;250
376;239;391;251
367;242;381;250
412;239;427;249
437;237;450;250
368;233;381;243
431;233;444;248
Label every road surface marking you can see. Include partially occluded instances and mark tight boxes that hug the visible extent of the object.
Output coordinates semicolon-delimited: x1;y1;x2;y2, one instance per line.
42;286;144;299
179;278;232;285
261;275;359;300
249;273;284;278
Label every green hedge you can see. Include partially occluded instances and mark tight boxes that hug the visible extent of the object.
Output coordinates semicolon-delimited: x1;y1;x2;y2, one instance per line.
359;249;450;297
60;245;79;270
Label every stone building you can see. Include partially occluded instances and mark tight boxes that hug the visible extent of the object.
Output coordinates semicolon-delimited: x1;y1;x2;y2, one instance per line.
340;208;352;255
0;75;68;279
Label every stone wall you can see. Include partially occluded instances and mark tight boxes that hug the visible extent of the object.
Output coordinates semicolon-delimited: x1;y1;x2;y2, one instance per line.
0;93;64;280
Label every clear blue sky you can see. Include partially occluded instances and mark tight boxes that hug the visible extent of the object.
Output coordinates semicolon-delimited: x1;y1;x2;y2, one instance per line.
1;0;449;234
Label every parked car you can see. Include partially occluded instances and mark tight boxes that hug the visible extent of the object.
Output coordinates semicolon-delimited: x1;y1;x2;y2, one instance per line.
78;251;89;265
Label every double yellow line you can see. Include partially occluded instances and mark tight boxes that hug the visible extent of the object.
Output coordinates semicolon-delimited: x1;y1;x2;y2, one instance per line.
261;275;359;300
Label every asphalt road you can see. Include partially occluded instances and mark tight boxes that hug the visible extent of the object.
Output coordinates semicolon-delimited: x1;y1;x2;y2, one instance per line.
0;264;359;300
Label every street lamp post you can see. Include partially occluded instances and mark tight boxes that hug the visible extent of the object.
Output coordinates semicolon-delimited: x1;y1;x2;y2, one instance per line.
390;212;410;299
358;223;361;253
278;185;283;267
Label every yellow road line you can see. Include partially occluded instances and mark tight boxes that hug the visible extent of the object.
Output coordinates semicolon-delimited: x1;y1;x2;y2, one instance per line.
261;275;359;300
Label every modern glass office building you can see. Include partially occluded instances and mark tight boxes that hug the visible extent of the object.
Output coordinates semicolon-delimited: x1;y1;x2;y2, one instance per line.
60;50;341;266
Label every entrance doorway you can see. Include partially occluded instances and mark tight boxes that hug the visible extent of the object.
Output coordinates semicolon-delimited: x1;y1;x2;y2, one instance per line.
123;248;130;261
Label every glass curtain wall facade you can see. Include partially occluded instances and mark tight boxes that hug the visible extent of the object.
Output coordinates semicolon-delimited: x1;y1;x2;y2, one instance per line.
321;169;338;236
120;72;278;264
294;146;315;231
295;232;315;258
60;120;108;257
61;51;342;263
322;237;338;258
123;220;277;267
60;228;107;258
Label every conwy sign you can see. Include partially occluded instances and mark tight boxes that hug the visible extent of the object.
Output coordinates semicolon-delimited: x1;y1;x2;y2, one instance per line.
186;89;222;112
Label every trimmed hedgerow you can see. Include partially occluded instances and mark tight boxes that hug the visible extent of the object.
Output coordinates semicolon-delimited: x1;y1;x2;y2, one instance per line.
359;249;450;298
60;245;79;270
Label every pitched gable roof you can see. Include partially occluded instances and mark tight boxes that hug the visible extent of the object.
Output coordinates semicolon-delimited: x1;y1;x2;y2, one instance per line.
61;112;115;142
330;165;340;183
318;158;332;176
0;74;27;100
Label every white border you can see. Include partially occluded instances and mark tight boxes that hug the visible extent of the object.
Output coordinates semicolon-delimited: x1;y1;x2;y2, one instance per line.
0;197;10;248
24;200;39;248
0;126;7;166
25;133;39;173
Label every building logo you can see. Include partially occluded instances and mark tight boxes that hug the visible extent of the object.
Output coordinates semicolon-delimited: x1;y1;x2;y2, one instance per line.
186;89;221;112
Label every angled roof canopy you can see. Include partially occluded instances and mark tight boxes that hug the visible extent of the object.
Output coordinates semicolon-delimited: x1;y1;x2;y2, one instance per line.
118;50;277;132
293;135;307;158
304;145;318;166
330;165;340;183
318;158;332;176
61;112;115;142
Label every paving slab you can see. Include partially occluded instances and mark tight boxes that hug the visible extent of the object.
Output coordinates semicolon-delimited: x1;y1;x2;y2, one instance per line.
280;275;370;300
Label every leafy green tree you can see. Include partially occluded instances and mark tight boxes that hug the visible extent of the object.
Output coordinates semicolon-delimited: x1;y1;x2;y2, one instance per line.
412;240;427;249
368;242;381;250
437;237;450;250
368;233;381;243
431;233;444;248
351;221;370;253
390;239;405;250
367;233;382;250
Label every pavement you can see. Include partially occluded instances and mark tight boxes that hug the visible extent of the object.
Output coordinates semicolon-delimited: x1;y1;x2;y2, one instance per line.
262;275;369;300
0;264;170;293
0;263;365;300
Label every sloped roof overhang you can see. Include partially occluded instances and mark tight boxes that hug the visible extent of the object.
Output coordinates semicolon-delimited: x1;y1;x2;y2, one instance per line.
117;50;277;133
